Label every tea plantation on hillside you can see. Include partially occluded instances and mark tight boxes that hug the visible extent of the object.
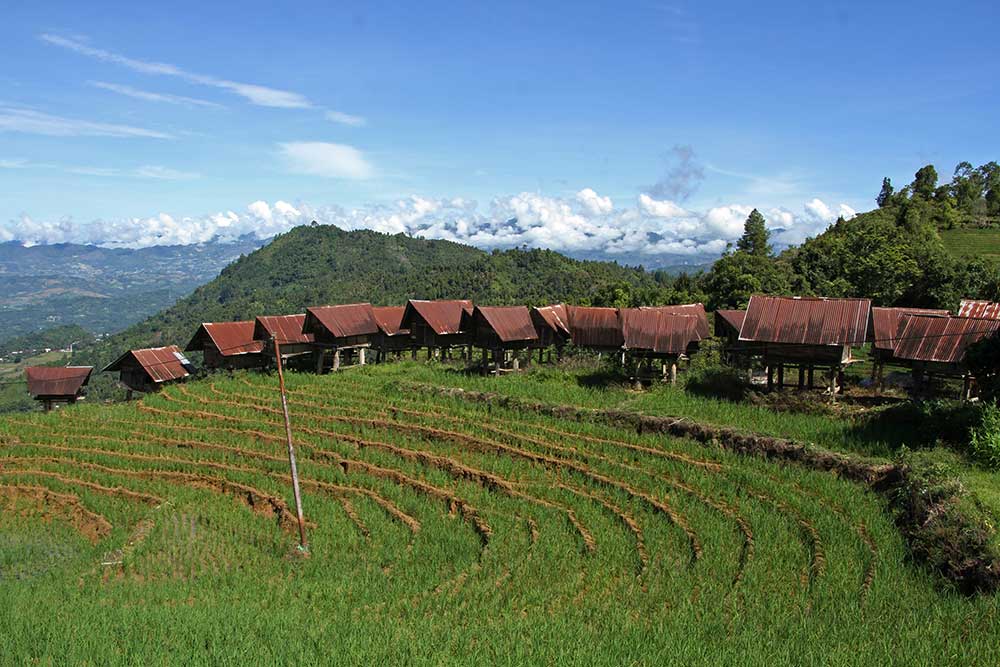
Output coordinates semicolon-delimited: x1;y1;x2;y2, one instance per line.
1;364;998;665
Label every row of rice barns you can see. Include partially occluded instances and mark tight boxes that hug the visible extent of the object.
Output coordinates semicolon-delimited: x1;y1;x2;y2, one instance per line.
715;296;1000;398
24;295;999;407
89;300;711;396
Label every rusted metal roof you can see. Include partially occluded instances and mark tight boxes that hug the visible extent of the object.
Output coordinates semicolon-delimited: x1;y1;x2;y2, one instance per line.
620;309;698;355
714;309;746;337
185;321;264;356
304;303;379;339
25;366;93;398
567;306;623;349
893;315;1000;365
254;314;315;345
870;307;950;352
475;306;539;343
958;300;1000;320
103;346;192;383
643;304;710;340
739;295;871;346
532;304;571;336
372;306;408;336
402;300;474;335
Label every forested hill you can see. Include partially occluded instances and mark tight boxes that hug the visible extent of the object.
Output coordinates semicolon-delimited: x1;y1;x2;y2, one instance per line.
79;224;681;358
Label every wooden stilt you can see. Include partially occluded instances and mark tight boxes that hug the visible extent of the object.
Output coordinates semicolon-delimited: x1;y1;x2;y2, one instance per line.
332;350;341;372
798;365;805;389
777;364;785;390
767;365;774;392
807;366;814;389
670;361;677;385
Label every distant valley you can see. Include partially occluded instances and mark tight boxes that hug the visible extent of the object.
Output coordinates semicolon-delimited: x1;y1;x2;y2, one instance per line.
0;236;266;343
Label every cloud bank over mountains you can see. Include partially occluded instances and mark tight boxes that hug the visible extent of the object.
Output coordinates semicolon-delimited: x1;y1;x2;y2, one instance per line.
0;190;856;266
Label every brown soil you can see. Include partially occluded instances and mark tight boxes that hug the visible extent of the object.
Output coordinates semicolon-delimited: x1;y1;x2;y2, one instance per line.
0;483;111;543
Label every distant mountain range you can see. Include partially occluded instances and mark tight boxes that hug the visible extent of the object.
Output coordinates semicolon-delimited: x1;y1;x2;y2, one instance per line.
0;236;266;343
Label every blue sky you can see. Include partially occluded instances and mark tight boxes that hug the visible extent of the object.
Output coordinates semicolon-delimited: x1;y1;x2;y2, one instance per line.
1;1;998;262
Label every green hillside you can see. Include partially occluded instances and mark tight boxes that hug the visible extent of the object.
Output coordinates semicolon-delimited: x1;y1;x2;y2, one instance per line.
67;224;688;378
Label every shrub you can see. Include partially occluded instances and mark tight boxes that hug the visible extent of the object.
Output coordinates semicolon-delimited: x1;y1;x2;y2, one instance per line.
969;402;1000;469
888;449;1000;594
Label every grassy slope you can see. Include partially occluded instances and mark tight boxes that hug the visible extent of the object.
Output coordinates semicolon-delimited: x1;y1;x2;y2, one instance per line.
941;227;1000;260
1;365;998;665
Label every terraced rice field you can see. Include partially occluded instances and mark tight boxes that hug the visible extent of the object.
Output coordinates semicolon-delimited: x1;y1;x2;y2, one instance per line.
1;367;998;665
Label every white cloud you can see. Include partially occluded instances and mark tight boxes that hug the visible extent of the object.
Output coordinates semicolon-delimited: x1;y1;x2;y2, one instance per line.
804;197;834;223
1;190;856;263
637;193;686;218
324;110;367;127
89;81;224;108
577;188;613;216
278;142;374;179
0;106;171;139
41;34;310;109
0;158;28;169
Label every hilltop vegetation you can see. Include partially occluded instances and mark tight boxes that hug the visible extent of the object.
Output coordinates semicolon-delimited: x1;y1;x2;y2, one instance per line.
2;366;999;664
701;161;1000;310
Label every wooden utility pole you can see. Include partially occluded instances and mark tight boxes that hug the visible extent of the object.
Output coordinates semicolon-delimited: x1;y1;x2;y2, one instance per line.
273;337;309;552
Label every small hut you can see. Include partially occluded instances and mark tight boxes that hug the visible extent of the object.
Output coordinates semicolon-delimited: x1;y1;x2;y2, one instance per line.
471;305;539;373
102;345;194;397
253;314;315;365
958;300;1000;319
566;306;623;351
302;303;379;372
24;366;93;411
531;304;571;360
184;321;265;370
738;295;871;393
635;304;708;356
892;314;1000;399
400;299;474;359
868;307;949;389
371;306;414;362
619;309;698;383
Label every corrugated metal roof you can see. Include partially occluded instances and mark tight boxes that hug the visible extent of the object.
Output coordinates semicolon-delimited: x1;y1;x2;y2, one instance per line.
475;306;539;343
739;295;871;346
893;315;1000;365
254;314;315;345
304;303;379;339
532;304;571;336
402;300;473;335
620;309;698;354
714;309;746;336
372;306;408;336
567;306;624;348
25;366;93;398
958;300;1000;319
870;307;950;352
185;321;264;356
103;346;192;383
643;303;710;340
